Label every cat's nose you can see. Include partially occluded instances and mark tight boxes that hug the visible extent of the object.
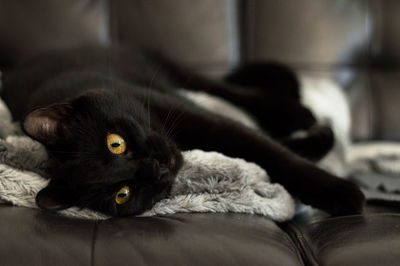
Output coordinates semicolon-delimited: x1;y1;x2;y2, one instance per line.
152;159;169;180
159;163;169;175
168;156;176;170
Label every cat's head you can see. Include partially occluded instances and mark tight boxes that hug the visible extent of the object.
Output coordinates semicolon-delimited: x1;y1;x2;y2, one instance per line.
22;89;183;216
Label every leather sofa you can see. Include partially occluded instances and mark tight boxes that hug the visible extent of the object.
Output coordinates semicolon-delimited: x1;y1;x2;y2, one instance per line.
0;1;399;265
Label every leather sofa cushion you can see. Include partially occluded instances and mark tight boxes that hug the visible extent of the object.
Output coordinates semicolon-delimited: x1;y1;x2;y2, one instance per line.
0;206;302;266
242;0;369;66
0;0;236;76
112;0;237;76
371;0;400;63
348;70;400;141
302;214;400;266
0;0;109;68
0;206;93;266
2;204;400;265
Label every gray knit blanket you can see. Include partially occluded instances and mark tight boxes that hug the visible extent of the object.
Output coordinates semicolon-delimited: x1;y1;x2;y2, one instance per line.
0;98;295;221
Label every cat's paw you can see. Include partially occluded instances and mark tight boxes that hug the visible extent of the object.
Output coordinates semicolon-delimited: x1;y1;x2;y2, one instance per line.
319;178;365;216
282;125;334;161
305;125;335;159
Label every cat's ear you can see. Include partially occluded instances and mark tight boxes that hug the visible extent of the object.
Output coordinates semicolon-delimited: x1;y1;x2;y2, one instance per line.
36;185;74;211
23;103;73;146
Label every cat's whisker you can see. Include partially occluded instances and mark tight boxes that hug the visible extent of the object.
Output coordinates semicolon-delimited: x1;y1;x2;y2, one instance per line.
46;150;97;156
147;89;151;130
162;107;179;138
130;97;147;123
146;64;162;130
166;120;183;140
162;105;181;139
75;127;96;137
161;106;174;135
165;108;186;139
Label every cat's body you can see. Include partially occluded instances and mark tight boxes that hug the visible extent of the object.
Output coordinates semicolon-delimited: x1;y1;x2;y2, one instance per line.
2;46;364;216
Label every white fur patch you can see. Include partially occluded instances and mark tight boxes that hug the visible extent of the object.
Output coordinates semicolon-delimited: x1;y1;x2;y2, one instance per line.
178;89;259;130
299;75;351;176
299;75;351;150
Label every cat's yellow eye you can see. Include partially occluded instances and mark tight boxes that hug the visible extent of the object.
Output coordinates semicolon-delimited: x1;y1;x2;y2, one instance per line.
107;133;127;155
115;186;131;205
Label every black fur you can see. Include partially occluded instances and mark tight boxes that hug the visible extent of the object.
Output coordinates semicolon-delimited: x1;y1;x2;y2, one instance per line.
2;46;365;216
225;62;301;100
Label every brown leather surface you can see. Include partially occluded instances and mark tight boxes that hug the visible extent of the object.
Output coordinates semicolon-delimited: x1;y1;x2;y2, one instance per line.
0;0;109;68
347;70;400;141
347;71;376;141
0;0;236;76
0;206;303;266
370;0;400;63
302;214;400;266
111;0;235;76
1;204;400;265
370;70;400;140
0;206;94;266
94;213;302;266
242;0;370;67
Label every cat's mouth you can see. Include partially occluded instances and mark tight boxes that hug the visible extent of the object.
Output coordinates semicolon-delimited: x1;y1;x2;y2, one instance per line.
134;151;182;182
144;133;183;176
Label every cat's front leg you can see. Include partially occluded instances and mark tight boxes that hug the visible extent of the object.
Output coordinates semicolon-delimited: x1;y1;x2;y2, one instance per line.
171;110;365;216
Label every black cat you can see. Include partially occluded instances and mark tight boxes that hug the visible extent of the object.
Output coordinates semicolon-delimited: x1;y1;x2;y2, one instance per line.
1;46;365;216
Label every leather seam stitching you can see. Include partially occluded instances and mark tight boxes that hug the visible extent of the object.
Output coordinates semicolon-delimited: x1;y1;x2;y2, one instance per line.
90;220;99;266
279;222;320;266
